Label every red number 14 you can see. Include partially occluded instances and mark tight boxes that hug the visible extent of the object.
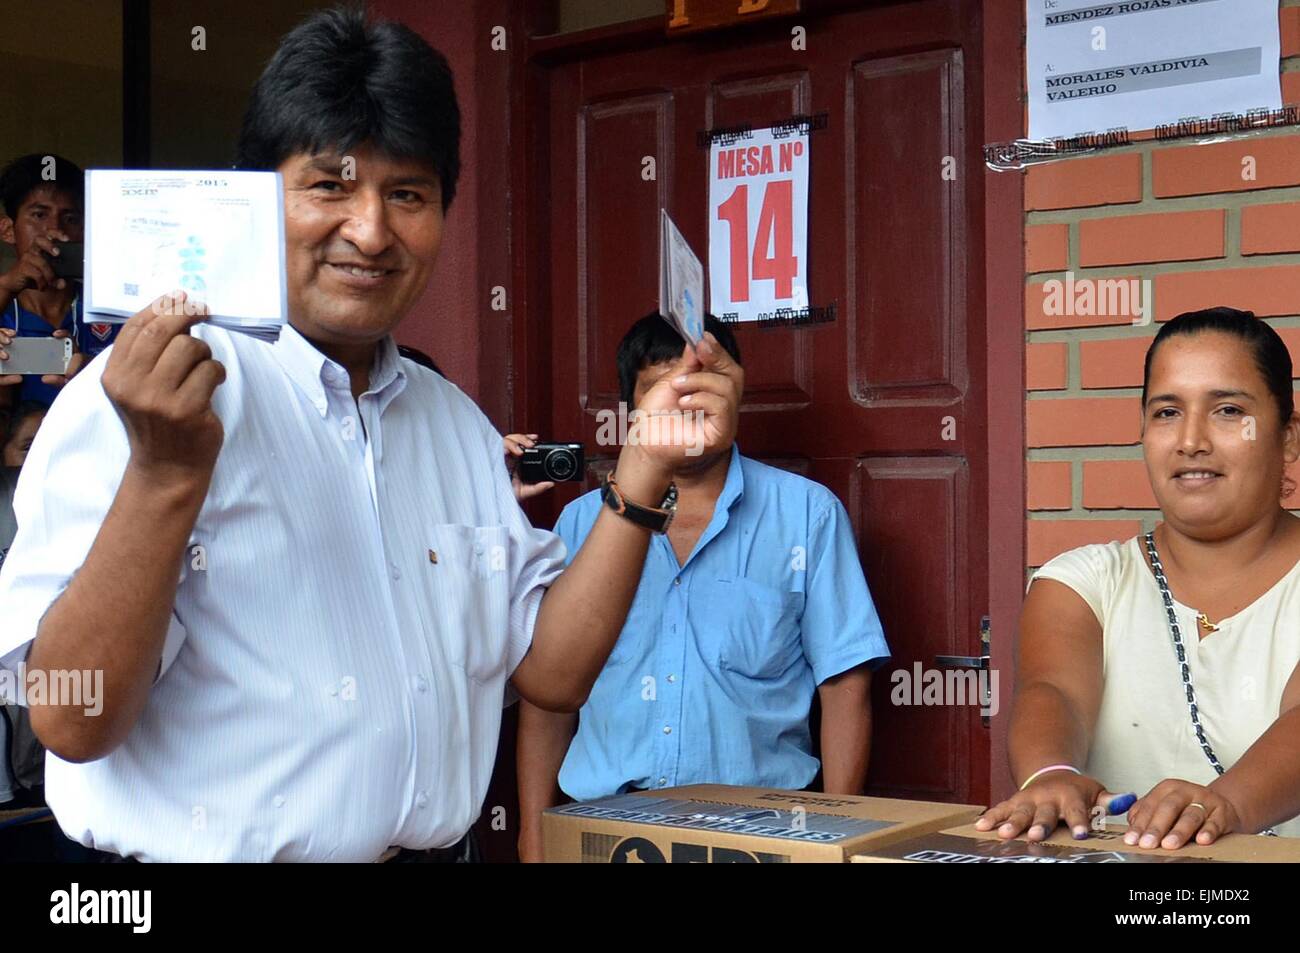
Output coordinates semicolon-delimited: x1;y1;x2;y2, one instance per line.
716;179;798;303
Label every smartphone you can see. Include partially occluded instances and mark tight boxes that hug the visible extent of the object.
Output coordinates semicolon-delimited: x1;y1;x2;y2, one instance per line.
47;240;84;280
0;336;73;376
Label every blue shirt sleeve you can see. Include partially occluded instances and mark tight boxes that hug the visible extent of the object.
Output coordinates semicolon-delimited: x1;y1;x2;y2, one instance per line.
552;495;598;568
800;497;891;683
552;504;577;567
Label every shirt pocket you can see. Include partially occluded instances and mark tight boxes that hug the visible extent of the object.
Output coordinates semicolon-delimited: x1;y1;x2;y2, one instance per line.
708;577;805;679
426;523;512;683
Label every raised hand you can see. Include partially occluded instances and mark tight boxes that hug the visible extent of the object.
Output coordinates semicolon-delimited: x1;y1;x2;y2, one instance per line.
101;290;226;491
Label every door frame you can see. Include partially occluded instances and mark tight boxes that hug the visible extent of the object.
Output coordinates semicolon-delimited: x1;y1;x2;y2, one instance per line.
981;0;1024;805
504;0;1026;804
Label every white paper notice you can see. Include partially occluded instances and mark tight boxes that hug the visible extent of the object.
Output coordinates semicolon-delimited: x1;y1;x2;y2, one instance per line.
708;125;809;324
1026;0;1281;141
659;210;705;346
85;170;287;333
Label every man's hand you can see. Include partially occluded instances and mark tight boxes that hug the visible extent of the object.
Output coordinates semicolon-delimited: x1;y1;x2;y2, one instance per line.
0;326;21;387
0;229;69;296
504;433;555;502
630;331;743;470
37;329;87;388
0;325;87;390
102;290;226;489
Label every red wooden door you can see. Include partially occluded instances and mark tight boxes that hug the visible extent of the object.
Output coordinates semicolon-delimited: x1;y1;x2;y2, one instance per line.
525;0;989;806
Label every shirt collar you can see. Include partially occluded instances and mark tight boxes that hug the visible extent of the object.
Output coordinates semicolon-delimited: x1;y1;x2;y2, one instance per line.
271;323;407;418
660;444;745;574
716;443;745;511
369;335;406;397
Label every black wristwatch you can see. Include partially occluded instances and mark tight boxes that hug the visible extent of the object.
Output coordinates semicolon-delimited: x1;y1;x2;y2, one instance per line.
600;473;677;534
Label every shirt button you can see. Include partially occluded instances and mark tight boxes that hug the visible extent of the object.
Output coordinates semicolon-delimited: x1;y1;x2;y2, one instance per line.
391;564;402;581
473;543;484;556
673;578;681;587
273;795;285;809
663;726;672;734
416;791;429;809
658;778;668;787
667;674;676;683
416;675;429;693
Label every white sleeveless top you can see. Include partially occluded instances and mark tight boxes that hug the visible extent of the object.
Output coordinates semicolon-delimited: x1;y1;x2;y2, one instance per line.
1032;535;1300;837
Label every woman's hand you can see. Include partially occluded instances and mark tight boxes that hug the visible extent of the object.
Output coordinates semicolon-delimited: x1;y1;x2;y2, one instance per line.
1123;779;1243;849
505;433;555;502
976;770;1128;841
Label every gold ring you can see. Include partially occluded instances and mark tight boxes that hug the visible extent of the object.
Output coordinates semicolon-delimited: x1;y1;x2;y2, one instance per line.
1187;801;1207;814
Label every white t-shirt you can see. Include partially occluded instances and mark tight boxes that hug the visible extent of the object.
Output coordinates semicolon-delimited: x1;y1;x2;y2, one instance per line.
1032;535;1300;837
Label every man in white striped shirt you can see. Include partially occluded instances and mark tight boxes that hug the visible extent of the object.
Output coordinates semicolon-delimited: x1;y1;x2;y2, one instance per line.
0;8;742;862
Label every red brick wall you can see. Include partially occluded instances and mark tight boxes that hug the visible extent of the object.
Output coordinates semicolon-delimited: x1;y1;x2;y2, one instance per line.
1025;1;1300;567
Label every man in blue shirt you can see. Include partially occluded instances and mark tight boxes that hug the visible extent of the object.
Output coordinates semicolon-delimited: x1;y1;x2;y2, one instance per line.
517;313;891;861
0;154;118;409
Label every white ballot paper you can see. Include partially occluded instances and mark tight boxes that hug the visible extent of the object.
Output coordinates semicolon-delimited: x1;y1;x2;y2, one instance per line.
1026;0;1281;142
659;209;704;347
85;170;287;335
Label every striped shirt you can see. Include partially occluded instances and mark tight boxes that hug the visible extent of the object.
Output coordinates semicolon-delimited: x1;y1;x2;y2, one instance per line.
0;322;565;861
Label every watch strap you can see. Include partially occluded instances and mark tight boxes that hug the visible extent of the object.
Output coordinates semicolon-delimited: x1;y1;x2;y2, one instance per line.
601;474;675;533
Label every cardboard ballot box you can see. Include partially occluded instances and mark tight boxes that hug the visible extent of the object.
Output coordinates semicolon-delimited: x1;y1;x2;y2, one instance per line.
851;821;1300;864
542;784;983;863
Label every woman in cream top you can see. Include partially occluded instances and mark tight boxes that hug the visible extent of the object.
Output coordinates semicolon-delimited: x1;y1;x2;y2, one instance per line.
980;307;1300;850
1031;536;1300;838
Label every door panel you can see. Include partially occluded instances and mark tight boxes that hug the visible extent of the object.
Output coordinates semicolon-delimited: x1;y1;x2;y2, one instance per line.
853;455;970;798
578;93;674;410
849;48;967;402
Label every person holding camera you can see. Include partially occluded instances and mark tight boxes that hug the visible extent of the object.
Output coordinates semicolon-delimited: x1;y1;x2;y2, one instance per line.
515;313;891;861
0;153;117;406
504;433;557;502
